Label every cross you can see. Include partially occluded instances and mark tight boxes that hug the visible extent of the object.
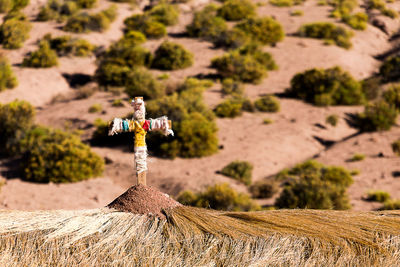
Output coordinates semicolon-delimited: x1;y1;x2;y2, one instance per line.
108;97;173;186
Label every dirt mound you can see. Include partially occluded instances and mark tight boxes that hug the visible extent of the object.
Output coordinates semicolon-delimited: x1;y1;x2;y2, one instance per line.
107;184;182;218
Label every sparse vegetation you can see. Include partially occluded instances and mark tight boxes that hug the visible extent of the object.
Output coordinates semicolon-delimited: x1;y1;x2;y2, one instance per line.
366;0;398;18
22;41;58;68
0;0;29;13
275;160;354;209
383;85;400;111
151;41;193;70
43;34;96;57
250;180;279;198
269;0;294;7
212;28;250;49
124;14;167;39
19;126;104;183
235;17;284;45
0;17;31;49
290;10;303;16
354;101;398;132
298;22;353;49
148;2;179;26
177;183;260;211
392;139;400;156
349;153;365;162
380;199;400;210
342;12;368;30
366;190;391;202
124;67;165;100
220;160;253;186
0;55;17;91
263;118;273;124
217;0;256;21
214;98;243;118
287;66;364;106
88;103;102;113
380;56;400;82
326;114;339;126
221;78;244;95
111;99;124;107
254;95;280;112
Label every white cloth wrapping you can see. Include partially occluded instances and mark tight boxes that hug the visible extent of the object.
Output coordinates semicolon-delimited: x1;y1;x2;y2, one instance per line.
150;116;174;136
108;118;123;136
134;146;148;174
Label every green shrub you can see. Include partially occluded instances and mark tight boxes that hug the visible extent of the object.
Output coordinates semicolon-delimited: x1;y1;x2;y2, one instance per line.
111;99;124;107
235;17;284;45
177;183;260;211
88;103;102;113
361;77;381;101
0;18;31;49
95;61;130;87
186;4;227;41
254;95;280;112
22;41;58;68
19;126;104;183
76;0;96;8
298;22;353;49
382;8;398;18
366;190;391;202
287;66;364;106
263;118;273;124
329;0;358;18
0;0;29;13
250;180;278;198
326;114;339;126
217;0;255;21
0;100;35;156
212;28;250;49
124;14;166;39
220;160;253;185
343;12;368;30
380;199;400;210
290;10;303;16
3;10;28;21
37;0;80;22
116;30;147;47
214;98;243;118
100;44;152;69
0;55;17;91
148;2;179;26
354;101;398;132
238;43;278;70
383;85;400;111
44;34;95;57
349;153;365;162
221;78;244;95
124;67;164;100
275;160;353;210
269;0;293;7
392;139;400;156
151;41;193;70
380;56;400;82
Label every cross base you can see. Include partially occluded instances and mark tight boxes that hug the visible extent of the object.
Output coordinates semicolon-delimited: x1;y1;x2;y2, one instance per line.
137;171;147;186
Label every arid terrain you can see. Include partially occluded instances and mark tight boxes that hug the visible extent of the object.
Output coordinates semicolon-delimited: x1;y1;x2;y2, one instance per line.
0;0;400;212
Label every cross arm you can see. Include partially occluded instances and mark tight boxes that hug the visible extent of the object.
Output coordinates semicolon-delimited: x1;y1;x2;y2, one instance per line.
149;116;173;136
108;118;135;136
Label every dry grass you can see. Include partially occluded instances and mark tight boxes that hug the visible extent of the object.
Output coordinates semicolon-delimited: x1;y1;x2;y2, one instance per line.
1;207;400;266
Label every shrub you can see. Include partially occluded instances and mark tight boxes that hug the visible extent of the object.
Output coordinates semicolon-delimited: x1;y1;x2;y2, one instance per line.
349;153;365;162
329;0;358;18
326;114;339;126
76;0;96;8
263;118;273;124
287;66;364;106
116;30;147;47
383;85;400;111
124;14;166;39
366;190;391;202
19;126;104;183
254;95;280;112
361;77;381;101
0;18;31;49
124;68;164;100
44;34;96;57
355;101;398;132
290;10;303;16
298;22;353;49
214;98;243;118
212;28;250;49
275;160;353;210
0;0;29;13
269;0;293;7
391;139;400;156
221;78;244;95
112;99;124;107
3;10;28;21
217;0;255;21
342;12;368;30
177;183;260;211
22;41;58;68
37;0;80;22
151;41;193;70
95;61;131;87
0;55;17;91
238;43;278;70
250;180;278;198
220;160;253;186
148;2;179;26
380;56;400;82
186;4;227;41
380;199;400;210
88;103;102;113
0;100;35;156
235;17;284;45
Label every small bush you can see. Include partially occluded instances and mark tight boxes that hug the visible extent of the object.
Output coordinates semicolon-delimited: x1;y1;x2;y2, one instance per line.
148;2;179;26
0;18;31;49
349;153;365;162
250;180;278;198
214;98;243;118
95;61;131;87
76;0;96;8
343;12;368;30
355;101;398;132
0;0;28;13
111;99;124;107
22;41;58;68
44;34;96;57
151;41;193;70
383;85;400;111
263;118;273;124
37;0;80;22
298;22;353;49
212;28;250;49
0;100;35;156
186;4;227;41
380;199;400;210
326;114;339;126
19;126;104;183
329;0;358;18
220;160;253;185
366;190;391;202
124;14;166;39
124;68;164;100
235;17;284;45
238;43;278;70
88;103;102;113
221;78;244;95
270;0;293;7
380;56;400;82
290;10;303;16
361;77;381;101
0;55;17;91
217;0;255;21
254;95;280;112
177;183;260;211
287;66;364;106
391;139;400;156
275;160;353;210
